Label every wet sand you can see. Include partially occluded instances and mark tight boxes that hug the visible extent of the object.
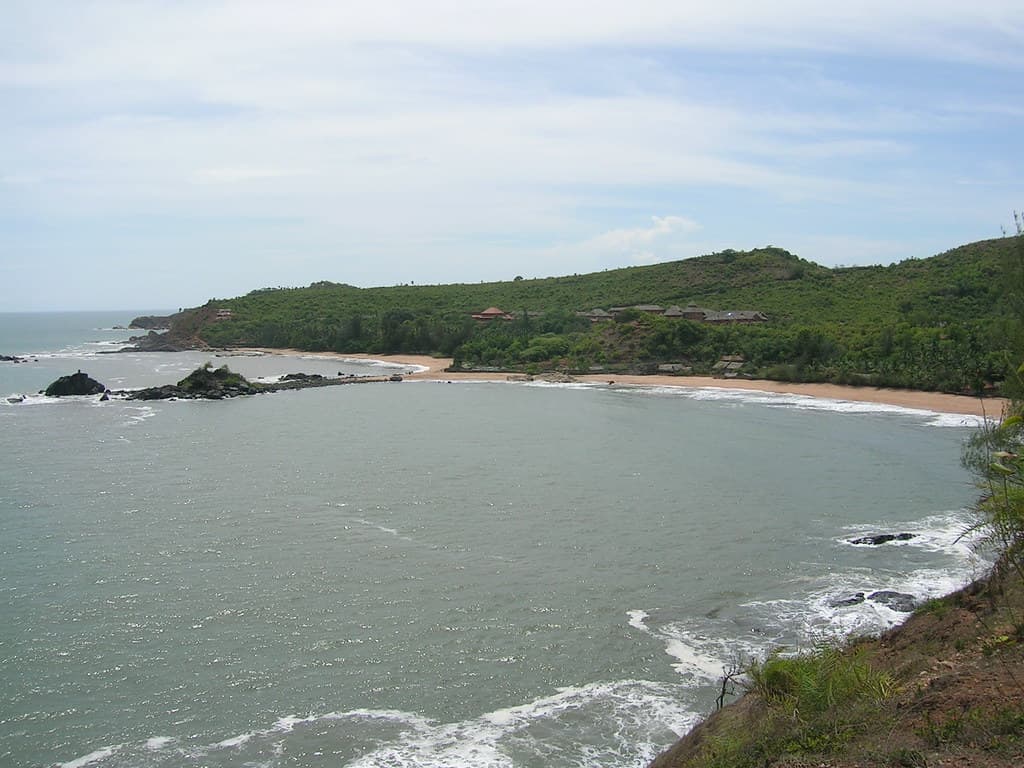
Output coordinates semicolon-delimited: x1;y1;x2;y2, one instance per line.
241;349;1006;418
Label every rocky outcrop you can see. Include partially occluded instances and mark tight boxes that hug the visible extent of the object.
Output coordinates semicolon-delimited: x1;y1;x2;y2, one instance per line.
124;365;389;400
44;371;106;397
120;330;202;353
849;532;916;546
829;590;918;612
1;354;26;363
128;315;174;330
829;592;867;608
127;364;256;400
867;590;918;613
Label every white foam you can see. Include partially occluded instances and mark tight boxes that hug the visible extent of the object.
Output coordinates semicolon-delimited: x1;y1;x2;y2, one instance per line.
663;638;733;681
627;609;649;631
344;680;699;768
147;682;697;768
522;380;602;391
634;508;994;686
59;746;119;768
613;384;987;427
121;406;156;425
272;714;319;732
319;708;436;731
755;510;990;641
353;518;411;541
628;609;740;684
334;357;428;374
841;510;983;560
215;733;253;748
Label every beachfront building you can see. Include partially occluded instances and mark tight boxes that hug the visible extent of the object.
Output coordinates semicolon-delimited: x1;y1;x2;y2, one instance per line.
471;307;515;322
705;310;769;324
576;308;614;323
598;304;767;323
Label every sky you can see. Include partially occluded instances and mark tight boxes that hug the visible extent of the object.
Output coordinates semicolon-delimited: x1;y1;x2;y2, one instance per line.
2;1;1023;311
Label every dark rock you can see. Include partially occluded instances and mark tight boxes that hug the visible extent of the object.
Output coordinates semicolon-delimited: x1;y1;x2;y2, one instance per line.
44;371;106;397
99;391;110;402
850;532;916;546
830;593;866;608
280;372;324;382
127;364;257;401
130;384;182;401
128;315;174;330
119;330;195;353
868;590;918;612
389;374;404;382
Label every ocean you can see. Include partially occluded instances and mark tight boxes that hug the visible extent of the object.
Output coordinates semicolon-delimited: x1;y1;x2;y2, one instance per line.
0;312;989;768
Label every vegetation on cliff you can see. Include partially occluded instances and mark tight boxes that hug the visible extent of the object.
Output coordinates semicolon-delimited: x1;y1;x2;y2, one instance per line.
170;236;1021;394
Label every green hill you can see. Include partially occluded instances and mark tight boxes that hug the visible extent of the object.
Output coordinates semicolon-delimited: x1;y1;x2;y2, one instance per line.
171;236;1020;394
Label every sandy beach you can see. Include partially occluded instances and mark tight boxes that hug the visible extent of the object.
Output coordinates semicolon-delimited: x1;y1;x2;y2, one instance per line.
242;348;1007;418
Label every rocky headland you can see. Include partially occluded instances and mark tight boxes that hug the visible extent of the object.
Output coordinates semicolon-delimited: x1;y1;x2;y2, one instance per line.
128;314;175;330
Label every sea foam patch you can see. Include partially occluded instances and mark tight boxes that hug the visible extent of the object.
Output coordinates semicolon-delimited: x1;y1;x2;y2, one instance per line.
55;686;698;768
612;384;987;427
627;609;745;683
59;746;120;768
841;510;983;559
634;508;994;687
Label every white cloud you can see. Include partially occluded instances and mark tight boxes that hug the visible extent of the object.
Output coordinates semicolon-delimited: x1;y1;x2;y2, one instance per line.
589;215;702;252
533;215;705;272
1;1;1021;309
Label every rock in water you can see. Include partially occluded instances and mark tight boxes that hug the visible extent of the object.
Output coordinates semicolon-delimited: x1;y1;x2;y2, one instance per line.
849;532;916;546
44;371;106;397
829;593;866;608
868;590;918;612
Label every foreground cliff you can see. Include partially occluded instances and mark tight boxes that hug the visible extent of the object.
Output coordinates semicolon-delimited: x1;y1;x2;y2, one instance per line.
649;563;1024;767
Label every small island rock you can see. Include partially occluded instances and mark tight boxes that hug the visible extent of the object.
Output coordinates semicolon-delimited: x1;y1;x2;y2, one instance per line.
127;364;256;400
44;371;106;397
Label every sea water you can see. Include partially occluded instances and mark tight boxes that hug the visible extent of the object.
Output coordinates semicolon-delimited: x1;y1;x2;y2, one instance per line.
0;312;989;768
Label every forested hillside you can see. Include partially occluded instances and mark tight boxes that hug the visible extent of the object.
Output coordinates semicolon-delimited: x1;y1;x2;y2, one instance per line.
179;237;1019;394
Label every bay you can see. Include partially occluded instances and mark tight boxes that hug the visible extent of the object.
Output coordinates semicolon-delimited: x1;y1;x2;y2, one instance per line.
0;313;986;767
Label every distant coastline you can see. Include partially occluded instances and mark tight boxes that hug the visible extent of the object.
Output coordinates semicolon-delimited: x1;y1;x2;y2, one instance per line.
240;348;1005;419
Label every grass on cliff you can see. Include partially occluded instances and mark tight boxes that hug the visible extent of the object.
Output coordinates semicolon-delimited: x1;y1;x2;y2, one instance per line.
681;645;896;768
